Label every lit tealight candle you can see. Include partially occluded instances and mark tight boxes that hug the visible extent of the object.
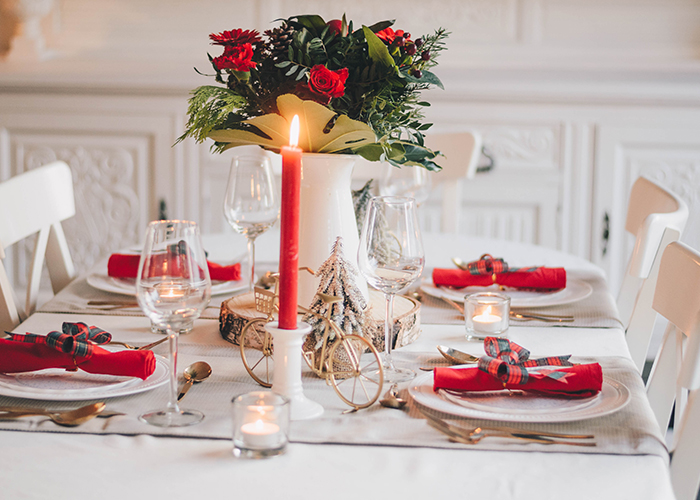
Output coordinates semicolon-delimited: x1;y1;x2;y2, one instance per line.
472;305;502;334
240;419;282;448
156;282;187;299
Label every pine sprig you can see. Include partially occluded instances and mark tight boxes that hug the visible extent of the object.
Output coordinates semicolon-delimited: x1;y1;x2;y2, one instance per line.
176;86;247;144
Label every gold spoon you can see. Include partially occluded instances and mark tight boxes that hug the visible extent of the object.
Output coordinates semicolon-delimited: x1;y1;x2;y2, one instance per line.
451;257;470;270
437;345;480;364
177;361;213;401
0;402;105;427
379;384;407;409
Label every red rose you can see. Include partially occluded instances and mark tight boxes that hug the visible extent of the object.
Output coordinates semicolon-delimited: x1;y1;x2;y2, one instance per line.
308;65;348;99
375;27;411;45
209;29;262;46
327;19;343;36
294;82;331;105
213;44;257;72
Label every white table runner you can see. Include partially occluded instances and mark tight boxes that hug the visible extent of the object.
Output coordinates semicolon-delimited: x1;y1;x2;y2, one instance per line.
0;344;667;461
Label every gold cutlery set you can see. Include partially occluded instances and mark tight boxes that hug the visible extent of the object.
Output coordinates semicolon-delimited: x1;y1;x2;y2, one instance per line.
421;409;596;447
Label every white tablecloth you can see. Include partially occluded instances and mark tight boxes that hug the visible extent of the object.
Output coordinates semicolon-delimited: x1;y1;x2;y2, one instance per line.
0;233;675;500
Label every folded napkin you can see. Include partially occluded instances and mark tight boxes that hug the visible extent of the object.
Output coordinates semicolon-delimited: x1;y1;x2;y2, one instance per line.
433;337;602;398
432;254;566;291
108;253;241;282
0;322;156;380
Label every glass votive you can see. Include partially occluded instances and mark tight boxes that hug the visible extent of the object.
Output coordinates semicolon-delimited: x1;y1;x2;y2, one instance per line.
464;292;510;341
232;391;290;459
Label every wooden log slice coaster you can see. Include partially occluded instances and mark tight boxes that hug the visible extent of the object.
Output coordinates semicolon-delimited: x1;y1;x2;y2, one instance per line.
219;290;421;350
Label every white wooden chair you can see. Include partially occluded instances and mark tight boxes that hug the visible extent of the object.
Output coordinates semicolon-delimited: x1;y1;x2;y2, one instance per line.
644;241;700;500
425;131;482;233
617;176;688;371
0;161;76;331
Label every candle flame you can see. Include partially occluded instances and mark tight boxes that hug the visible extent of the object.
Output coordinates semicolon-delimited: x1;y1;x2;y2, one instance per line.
289;115;300;147
484;305;492;315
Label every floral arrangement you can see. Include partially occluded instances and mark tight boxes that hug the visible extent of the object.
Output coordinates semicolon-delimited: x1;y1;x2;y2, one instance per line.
178;15;448;170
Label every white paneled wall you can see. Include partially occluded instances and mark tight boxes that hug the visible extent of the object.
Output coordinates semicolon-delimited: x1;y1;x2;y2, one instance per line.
1;0;700;292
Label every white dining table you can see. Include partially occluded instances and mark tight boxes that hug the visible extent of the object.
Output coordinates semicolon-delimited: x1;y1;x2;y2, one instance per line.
0;232;675;500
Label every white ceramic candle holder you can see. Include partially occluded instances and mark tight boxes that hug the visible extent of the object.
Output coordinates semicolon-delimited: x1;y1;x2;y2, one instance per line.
266;321;324;420
464;292;510;341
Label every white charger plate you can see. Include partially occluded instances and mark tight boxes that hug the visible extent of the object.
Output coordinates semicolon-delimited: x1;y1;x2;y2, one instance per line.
408;371;630;423
420;277;593;308
0;355;168;401
87;273;247;297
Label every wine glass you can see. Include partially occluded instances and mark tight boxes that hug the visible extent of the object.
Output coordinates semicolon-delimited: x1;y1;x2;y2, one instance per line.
379;164;432;206
224;155;279;291
136;220;211;427
358;196;425;383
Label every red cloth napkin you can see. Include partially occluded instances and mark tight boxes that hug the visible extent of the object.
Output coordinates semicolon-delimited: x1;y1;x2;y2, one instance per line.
107;253;241;282
432;267;566;291
433;363;603;398
0;339;156;380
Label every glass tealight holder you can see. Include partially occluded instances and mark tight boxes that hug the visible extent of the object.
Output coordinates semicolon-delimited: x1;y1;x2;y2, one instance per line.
232;391;290;459
464;292;510;341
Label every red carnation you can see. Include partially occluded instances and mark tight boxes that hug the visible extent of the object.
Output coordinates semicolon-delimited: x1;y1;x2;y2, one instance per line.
375;27;411;45
213;44;257;72
308;65;348;99
210;29;262;46
327;19;343;36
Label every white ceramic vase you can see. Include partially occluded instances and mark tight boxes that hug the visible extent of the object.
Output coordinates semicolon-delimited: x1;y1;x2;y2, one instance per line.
296;153;369;308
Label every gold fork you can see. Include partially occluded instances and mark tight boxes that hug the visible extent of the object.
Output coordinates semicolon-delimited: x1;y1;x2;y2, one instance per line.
107;337;169;350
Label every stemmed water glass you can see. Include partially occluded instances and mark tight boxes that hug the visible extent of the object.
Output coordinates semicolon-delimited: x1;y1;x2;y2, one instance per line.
136;220;211;427
224;155;279;292
379;165;432;206
358;196;425;383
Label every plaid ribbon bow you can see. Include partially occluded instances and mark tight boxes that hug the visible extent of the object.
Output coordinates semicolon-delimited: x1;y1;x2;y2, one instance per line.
477;337;573;385
5;322;112;359
464;254;541;280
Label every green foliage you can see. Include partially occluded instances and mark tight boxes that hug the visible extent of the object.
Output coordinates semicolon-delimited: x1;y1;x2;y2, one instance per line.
176;86;247;144
180;14;449;169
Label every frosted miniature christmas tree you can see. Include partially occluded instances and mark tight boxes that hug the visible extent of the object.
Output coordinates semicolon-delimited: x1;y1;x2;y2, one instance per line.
352;179;374;236
303;237;369;351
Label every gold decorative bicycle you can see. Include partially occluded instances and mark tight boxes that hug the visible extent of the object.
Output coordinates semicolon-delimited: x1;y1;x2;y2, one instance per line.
238;271;384;410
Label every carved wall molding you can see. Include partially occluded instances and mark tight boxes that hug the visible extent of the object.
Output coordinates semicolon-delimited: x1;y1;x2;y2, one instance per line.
12;137;148;277
480;125;559;170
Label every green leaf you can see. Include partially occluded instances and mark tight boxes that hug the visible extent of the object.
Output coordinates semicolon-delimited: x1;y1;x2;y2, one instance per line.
362;26;395;68
354;143;384;162
209;94;376;154
285;65;298;77
293;15;327;32
366;20;394;33
275;61;293;68
402;69;444;89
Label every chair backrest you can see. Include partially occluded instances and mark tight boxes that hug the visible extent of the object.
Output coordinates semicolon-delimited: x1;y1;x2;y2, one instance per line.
424;131;483;233
644;241;700;500
617;176;688;330
0;161;76;331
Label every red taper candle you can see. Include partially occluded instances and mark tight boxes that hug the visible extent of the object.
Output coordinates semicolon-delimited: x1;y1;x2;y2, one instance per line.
278;115;302;329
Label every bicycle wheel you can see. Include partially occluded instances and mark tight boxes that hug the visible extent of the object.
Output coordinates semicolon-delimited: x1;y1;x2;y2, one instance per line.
239;318;274;388
327;334;383;409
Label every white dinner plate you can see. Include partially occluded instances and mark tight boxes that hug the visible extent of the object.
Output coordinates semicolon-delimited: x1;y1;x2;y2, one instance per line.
87;273;247;297
420;277;593;308
0;355;169;401
408;371;630;423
